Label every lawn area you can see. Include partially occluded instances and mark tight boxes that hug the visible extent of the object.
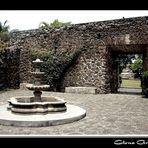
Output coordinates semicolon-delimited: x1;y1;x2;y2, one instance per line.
121;79;141;88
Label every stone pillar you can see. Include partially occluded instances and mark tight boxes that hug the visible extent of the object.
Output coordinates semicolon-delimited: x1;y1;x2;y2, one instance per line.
143;48;148;71
109;60;118;93
142;47;148;96
103;47;119;93
97;46;112;93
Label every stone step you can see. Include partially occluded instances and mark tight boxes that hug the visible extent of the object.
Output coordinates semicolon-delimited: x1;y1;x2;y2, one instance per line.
65;87;97;94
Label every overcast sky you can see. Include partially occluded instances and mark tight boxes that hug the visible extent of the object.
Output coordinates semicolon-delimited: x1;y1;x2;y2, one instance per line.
1;10;148;31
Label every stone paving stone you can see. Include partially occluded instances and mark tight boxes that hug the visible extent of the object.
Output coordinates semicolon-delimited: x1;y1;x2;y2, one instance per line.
0;89;148;136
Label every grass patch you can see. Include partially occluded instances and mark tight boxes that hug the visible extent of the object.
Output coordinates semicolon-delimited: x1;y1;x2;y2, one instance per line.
121;79;141;88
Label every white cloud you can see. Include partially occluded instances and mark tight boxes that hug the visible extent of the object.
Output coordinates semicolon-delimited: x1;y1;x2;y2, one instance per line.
0;10;148;31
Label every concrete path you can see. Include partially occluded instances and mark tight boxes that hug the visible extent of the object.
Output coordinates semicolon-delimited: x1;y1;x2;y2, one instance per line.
118;88;142;95
0;89;148;136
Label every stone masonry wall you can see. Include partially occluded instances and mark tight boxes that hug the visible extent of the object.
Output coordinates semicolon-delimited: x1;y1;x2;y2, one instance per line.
61;46;112;93
0;47;20;89
5;16;148;93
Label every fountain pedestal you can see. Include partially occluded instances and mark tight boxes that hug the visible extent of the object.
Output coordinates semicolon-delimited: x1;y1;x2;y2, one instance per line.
26;59;50;102
33;90;42;102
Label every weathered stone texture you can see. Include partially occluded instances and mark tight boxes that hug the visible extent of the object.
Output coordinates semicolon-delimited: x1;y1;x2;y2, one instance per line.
60;46;113;93
0;47;20;88
2;16;148;92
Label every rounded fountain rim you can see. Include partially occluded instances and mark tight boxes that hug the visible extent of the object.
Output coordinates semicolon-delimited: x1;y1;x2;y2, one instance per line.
8;96;67;105
26;84;50;87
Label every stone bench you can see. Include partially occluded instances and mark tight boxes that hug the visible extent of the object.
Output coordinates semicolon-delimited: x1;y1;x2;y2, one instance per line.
65;87;97;94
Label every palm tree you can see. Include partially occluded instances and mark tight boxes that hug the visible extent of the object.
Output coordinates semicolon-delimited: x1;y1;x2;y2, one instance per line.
0;20;9;33
0;20;10;42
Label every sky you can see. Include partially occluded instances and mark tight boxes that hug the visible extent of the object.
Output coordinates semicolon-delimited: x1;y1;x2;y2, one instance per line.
1;10;148;31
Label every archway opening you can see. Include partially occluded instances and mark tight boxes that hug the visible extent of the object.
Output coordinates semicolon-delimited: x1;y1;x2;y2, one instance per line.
117;53;143;95
109;45;145;95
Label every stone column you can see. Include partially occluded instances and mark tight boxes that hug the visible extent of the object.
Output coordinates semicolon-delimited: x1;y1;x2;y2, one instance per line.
96;45;112;94
141;47;148;96
143;47;148;71
104;47;119;93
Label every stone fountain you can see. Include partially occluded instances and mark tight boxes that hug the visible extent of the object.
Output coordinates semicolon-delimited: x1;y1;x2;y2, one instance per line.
7;58;66;113
0;58;86;127
26;58;50;102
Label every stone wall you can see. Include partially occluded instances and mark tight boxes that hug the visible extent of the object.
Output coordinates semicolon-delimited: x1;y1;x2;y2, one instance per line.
9;28;85;83
4;16;148;92
0;47;20;89
60;46;112;93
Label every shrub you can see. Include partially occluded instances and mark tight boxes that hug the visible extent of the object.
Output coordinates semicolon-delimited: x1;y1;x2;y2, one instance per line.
142;70;148;78
30;48;81;91
129;57;142;79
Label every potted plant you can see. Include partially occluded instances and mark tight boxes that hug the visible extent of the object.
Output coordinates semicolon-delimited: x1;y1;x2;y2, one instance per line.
141;70;148;97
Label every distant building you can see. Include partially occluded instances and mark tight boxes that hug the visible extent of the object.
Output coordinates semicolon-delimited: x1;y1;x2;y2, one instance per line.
121;66;135;79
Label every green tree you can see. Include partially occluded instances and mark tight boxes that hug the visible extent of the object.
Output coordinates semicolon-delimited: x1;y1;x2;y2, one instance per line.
30;48;81;91
50;19;71;27
129;55;143;78
115;54;136;74
39;19;71;28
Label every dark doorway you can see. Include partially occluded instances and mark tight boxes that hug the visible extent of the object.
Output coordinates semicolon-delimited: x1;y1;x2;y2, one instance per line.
117;53;143;95
109;44;145;95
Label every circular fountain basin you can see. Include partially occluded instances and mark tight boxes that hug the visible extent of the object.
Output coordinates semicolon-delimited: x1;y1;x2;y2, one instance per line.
26;84;50;91
7;96;67;113
0;104;86;127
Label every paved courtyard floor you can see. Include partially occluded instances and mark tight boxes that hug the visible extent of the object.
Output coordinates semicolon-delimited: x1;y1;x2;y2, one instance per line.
0;89;148;136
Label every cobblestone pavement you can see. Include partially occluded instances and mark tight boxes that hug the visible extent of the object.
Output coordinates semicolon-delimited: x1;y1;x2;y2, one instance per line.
0;89;148;136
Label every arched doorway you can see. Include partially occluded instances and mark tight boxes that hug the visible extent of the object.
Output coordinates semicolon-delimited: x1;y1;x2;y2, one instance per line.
109;44;146;95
